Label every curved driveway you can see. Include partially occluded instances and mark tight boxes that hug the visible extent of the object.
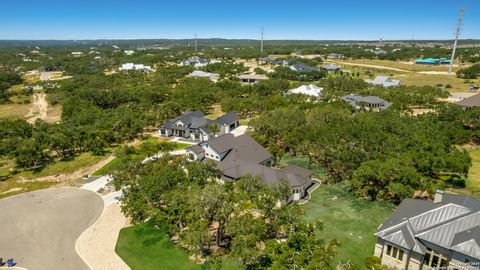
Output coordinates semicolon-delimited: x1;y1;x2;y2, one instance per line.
0;188;104;270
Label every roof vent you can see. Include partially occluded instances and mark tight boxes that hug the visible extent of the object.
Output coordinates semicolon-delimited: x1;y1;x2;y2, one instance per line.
434;189;444;204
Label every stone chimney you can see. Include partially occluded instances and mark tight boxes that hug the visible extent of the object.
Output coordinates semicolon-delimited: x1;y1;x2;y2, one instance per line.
434;189;444;204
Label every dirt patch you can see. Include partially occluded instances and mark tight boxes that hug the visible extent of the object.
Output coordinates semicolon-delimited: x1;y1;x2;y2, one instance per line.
26;93;48;124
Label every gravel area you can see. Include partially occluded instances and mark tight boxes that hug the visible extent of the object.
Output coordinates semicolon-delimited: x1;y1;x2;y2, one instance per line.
76;204;131;270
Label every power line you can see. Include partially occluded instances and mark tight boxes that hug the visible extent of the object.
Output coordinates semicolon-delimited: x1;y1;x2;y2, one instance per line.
260;26;264;55
449;5;465;75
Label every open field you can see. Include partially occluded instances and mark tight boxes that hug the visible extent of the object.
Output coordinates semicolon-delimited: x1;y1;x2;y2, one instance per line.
116;221;243;270
0;96;32;120
392;73;480;92
302;184;394;269
331;59;463;73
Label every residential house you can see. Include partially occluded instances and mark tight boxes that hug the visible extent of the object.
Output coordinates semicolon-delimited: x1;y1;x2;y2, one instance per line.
119;63;153;72
374;48;387;56
124;50;135;55
188;70;220;82
259;56;295;66
374;190;480;270
239;74;269;84
71;52;84;57
321;63;341;73
180;56;210;67
289;84;323;98
456;93;480;109
341;94;392;111
159;111;239;142
365;76;401;88
289;64;320;72
327;53;344;59
186;133;314;203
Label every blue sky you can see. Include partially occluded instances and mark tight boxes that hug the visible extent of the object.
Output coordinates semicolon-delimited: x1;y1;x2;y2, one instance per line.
1;0;479;40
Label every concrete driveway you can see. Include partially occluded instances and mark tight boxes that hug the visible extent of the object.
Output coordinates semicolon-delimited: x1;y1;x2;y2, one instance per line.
0;188;104;270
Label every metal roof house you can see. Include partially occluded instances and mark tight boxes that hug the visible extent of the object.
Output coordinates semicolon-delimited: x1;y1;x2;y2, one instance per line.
119;63;153;72
327;53;344;59
415;58;451;65
341;94;392;111
321;63;342;73
180;56;211;67
239;74;269;84
290;64;320;72
159;111;239;142
188;70;220;82
365;76;401;88
186;133;314;203
374;190;480;270
288;84;323;98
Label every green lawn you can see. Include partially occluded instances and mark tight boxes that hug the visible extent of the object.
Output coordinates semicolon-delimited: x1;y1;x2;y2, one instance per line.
301;184;394;269
116;221;243;270
279;153;325;179
279;154;394;269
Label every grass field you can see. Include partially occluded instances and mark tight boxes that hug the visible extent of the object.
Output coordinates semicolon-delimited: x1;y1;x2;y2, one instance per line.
301;184;394;269
392;73;479;92
0;97;32;120
333;59;462;73
279;154;394;269
116;221;243;270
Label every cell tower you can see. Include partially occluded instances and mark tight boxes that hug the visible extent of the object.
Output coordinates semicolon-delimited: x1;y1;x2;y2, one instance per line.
261;26;264;55
195;34;198;53
449;6;465;74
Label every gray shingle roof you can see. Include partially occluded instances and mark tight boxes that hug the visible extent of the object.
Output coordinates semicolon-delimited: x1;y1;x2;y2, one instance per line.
456;93;480;108
290;64;319;72
376;194;480;259
204;133;236;154
187;144;204;154
216;112;239;125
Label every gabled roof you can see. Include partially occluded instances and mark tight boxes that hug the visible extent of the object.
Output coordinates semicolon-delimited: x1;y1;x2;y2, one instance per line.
216;112;239;125
187;144;205;154
204;133;236;154
289;84;323;97
376;194;480;259
365;76;401;87
290;64;319;72
321;63;341;70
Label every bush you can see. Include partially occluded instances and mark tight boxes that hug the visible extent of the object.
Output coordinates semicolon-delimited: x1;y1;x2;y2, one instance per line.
365;256;388;270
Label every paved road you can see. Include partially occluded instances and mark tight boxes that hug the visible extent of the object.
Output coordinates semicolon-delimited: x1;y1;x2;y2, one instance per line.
0;188;104;270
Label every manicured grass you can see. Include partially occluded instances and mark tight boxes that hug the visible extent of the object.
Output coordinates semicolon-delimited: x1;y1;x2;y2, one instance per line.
467;148;480;195
279;153;325;179
92;157;120;176
116;221;243;270
301;184;394;269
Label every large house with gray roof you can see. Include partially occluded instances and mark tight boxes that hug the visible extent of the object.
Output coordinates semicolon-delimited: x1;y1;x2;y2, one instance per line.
186;133;314;203
374;190;480;270
341;94;392;111
366;76;401;88
159;111;239;142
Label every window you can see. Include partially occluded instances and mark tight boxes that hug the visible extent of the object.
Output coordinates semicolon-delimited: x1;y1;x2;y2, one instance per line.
423;249;449;269
386;245;392;256
385;245;404;261
398;250;404;261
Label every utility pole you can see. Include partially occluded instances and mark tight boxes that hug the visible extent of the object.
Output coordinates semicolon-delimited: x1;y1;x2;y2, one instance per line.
194;34;197;53
260;26;264;55
449;5;464;74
